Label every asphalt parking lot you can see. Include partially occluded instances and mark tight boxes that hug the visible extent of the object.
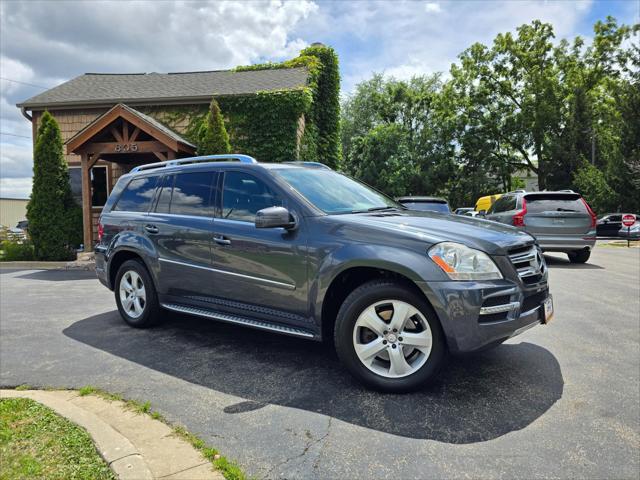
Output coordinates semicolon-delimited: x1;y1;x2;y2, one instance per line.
1;244;638;479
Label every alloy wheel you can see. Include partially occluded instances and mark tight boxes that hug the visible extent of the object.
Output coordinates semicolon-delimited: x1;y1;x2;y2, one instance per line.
119;270;146;319
352;299;433;378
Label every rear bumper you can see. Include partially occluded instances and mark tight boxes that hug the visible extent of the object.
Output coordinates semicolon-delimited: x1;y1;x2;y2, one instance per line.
534;231;596;252
95;246;110;289
417;279;549;354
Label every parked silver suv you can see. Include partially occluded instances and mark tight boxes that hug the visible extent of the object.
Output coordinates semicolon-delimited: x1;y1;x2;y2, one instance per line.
484;190;597;263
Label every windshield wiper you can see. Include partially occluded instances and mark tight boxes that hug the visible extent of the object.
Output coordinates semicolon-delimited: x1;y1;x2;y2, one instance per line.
346;206;404;214
556;208;577;212
366;206;399;212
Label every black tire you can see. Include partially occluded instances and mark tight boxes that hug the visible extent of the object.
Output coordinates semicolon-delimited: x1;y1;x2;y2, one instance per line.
114;259;160;328
334;280;447;392
568;249;591;264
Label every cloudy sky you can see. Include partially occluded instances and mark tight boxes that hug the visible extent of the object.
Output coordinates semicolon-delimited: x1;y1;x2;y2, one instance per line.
0;0;637;199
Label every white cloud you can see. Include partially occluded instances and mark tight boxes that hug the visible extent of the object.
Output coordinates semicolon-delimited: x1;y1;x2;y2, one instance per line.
298;0;596;90
425;3;442;13
1;142;33;179
0;0;318;195
0;177;31;199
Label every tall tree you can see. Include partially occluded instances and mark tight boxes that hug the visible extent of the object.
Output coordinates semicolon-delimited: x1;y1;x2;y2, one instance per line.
342;74;455;196
197;98;231;155
27;111;82;260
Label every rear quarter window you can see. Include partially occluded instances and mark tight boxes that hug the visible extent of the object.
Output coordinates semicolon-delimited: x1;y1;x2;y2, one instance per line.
525;194;588;214
113;176;158;212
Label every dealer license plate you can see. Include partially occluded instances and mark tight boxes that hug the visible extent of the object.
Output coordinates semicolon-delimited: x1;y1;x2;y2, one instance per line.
542;295;554;324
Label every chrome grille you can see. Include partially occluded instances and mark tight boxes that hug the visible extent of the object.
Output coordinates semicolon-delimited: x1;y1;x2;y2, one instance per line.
509;245;546;282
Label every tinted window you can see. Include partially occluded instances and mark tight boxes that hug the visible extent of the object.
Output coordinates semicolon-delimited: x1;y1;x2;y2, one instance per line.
170;171;216;216
222;172;283;222
525;194;588;214
155;175;174;214
113;176;158;212
402;202;450;213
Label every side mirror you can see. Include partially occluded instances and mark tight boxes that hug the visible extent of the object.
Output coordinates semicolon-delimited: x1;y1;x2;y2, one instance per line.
255;206;296;230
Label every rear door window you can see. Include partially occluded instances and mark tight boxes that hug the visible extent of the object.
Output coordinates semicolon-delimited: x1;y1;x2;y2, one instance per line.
169;171;217;217
113;176;158;212
154;175;174;214
525;194;588;214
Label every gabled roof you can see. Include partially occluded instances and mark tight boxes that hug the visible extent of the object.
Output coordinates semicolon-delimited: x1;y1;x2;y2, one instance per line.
66;103;195;154
18;67;309;110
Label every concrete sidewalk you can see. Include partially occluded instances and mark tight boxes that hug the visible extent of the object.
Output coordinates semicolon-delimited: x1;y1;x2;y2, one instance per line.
1;389;223;480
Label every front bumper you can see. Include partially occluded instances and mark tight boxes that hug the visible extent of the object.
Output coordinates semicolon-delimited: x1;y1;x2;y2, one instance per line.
417;277;550;354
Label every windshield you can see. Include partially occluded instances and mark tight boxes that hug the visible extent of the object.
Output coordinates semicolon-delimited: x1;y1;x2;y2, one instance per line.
274;168;401;214
401;202;450;213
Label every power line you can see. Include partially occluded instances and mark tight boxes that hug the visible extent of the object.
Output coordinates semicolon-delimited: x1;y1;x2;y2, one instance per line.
0;77;49;90
0;132;31;139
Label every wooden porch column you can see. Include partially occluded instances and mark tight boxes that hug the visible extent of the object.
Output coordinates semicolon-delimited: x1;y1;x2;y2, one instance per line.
80;152;93;250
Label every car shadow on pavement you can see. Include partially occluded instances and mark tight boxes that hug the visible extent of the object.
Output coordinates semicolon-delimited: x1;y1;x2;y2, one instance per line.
16;269;98;281
64;311;563;444
543;254;604;270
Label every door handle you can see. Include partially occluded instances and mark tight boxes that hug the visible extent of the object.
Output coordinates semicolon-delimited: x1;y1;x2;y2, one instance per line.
144;224;159;234
213;235;231;246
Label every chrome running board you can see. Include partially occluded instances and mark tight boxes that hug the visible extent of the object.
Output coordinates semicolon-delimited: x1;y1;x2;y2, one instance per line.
161;303;315;338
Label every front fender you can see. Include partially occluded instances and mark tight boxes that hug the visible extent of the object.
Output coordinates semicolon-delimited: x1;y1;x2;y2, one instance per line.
310;244;448;325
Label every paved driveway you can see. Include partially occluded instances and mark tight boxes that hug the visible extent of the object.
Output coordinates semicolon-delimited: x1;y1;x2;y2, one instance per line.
1;247;639;479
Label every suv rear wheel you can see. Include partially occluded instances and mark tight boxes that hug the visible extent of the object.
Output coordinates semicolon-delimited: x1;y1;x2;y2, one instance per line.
568;249;591;264
115;259;160;328
334;280;446;392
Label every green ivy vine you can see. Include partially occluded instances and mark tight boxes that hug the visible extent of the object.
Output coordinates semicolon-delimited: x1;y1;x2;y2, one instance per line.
142;45;340;165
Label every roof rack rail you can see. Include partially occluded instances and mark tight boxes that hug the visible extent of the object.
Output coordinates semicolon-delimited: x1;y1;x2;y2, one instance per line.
131;154;257;173
283;161;332;170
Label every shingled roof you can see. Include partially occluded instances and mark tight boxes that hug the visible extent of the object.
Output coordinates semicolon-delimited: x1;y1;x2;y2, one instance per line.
17;67;309;109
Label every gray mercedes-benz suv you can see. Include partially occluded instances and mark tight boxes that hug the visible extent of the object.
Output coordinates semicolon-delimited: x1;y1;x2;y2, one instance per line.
483;190;597;263
96;155;553;392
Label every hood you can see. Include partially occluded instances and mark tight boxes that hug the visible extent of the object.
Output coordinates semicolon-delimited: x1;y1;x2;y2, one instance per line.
331;210;535;255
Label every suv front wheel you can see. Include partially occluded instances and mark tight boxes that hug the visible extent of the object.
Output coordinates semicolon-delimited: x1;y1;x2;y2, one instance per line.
115;259;160;328
334;280;446;392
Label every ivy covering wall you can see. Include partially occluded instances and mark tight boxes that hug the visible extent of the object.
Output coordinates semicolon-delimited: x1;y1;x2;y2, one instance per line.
142;45;341;167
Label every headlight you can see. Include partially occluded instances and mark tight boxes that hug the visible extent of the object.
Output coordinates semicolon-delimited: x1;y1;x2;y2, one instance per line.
428;242;503;280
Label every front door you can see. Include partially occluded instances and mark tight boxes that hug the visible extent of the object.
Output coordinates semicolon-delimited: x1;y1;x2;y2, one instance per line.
148;170;218;297
210;170;309;327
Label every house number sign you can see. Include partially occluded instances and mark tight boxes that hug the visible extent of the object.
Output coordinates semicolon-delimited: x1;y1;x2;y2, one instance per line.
115;143;138;152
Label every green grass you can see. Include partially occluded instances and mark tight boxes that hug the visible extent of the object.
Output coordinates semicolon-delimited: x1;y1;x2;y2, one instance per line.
0;397;115;480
